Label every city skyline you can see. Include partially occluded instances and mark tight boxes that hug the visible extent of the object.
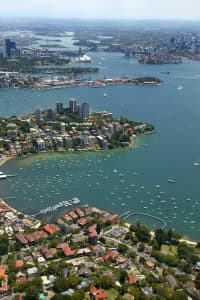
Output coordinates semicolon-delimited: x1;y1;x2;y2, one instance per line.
2;0;200;20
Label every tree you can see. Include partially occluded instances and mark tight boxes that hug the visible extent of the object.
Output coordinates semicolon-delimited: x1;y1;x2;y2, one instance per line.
120;270;128;284
128;251;136;260
72;290;85;300
118;243;128;253
54;277;69;292
172;291;188;300
124;231;133;240
155;229;166;247
67;276;82;289
100;275;114;289
25;286;40;300
138;243;145;252
96;222;102;234
0;234;9;255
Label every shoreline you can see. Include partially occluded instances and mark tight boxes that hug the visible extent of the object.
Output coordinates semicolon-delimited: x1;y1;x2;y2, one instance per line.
0;144;198;246
0;156;14;167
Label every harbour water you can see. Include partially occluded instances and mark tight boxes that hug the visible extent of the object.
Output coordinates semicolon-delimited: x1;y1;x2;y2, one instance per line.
1;52;200;240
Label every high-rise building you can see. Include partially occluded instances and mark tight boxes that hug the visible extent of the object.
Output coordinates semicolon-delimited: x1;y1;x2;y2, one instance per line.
69;98;77;113
76;104;81;114
56;102;63;113
81;103;89;119
35;106;43;121
60;123;65;135
46;109;56;121
5;39;16;58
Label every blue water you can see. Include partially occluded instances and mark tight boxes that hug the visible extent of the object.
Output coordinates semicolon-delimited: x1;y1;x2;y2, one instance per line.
1;52;200;240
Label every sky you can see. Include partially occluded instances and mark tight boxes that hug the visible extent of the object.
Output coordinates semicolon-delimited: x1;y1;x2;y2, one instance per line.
2;0;200;20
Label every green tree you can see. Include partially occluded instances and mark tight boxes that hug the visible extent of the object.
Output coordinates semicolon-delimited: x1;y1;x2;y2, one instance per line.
172;291;188;300
100;275;114;289
0;234;9;255
54;277;69;293
67;276;82;289
118;243;129;253
25;286;40;300
120;270;128;284
155;229;166;247
138;243;145;252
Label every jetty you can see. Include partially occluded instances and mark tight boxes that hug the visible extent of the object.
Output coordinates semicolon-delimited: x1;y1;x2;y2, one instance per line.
120;211;167;230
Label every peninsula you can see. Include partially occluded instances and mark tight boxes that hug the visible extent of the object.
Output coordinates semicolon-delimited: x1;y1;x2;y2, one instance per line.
0;73;162;90
0;99;154;162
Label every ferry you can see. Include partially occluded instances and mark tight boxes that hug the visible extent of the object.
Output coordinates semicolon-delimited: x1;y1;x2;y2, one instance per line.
168;179;176;183
0;172;7;179
177;85;183;90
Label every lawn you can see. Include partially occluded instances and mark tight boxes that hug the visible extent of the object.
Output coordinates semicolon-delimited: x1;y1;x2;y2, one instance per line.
161;245;177;255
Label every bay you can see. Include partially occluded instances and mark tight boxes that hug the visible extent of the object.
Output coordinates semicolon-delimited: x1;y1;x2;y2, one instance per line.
1;52;200;240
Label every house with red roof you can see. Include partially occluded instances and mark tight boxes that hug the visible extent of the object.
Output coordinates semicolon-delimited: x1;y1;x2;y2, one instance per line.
90;285;107;300
78;218;87;227
25;234;35;243
88;224;97;233
128;273;139;285
68;211;78;219
0;268;8;295
15;234;28;245
41;248;57;260
103;251;117;262
57;243;69;251
89;230;98;245
63;246;74;257
75;208;84;218
43;225;55;235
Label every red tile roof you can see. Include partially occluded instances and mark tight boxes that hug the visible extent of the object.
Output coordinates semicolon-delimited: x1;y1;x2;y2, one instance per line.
57;243;69;250
63;246;74;257
75;208;84;217
128;273;139;285
68;211;78;219
90;285;107;299
38;230;48;239
49;224;60;231
43;225;55;235
89;230;97;238
16;234;28;245
88;224;97;233
78;218;87;226
31;231;41;240
103;251;117;261
16;260;24;268
25;234;35;243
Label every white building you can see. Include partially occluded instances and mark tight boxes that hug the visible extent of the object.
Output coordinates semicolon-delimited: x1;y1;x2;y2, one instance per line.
36;138;45;150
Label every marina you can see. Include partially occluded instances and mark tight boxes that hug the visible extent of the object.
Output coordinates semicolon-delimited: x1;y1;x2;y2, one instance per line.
33;197;80;216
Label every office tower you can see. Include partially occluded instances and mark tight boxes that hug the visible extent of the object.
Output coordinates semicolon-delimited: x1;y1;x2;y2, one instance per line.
35;106;43;121
76;104;81;114
5;39;16;57
46;109;56;121
69;98;77;113
56;102;63;113
81;103;89;119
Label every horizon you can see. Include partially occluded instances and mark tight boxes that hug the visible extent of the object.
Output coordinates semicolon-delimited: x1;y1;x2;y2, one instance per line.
2;0;200;21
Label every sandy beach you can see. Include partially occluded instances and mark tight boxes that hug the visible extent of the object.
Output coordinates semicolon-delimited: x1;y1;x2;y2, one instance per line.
0;156;13;167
